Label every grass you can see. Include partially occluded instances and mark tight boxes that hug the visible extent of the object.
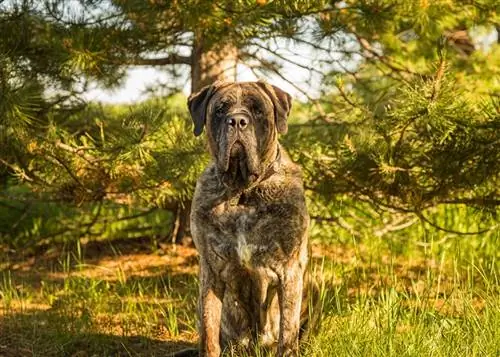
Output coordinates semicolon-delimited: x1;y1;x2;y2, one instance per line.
304;239;499;357
0;214;498;356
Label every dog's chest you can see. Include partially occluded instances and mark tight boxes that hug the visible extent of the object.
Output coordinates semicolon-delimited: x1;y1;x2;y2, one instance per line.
230;205;264;266
214;195;282;272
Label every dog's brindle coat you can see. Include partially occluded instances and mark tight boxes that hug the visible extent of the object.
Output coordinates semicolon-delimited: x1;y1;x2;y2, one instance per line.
188;81;309;357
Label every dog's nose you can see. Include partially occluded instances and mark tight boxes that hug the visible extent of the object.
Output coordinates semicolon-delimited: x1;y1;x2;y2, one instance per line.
227;115;248;130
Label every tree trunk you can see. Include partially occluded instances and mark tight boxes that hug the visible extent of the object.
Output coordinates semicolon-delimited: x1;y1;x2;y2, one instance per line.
191;33;238;92
174;34;238;245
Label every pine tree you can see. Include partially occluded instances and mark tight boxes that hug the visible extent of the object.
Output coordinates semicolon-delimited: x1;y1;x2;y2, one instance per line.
1;0;498;245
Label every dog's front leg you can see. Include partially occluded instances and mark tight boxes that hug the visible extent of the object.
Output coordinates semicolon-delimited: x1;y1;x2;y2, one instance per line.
277;263;303;357
199;262;224;357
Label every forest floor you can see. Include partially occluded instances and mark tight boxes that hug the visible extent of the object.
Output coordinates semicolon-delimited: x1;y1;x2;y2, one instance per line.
0;232;498;356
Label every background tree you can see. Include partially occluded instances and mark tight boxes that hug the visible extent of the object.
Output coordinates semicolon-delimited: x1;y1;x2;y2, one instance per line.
1;0;498;248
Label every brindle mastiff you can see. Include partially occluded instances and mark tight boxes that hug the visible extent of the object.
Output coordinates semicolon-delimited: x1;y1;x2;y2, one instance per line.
187;81;309;357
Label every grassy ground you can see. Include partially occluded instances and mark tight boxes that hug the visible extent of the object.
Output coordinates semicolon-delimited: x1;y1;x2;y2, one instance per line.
0;226;498;356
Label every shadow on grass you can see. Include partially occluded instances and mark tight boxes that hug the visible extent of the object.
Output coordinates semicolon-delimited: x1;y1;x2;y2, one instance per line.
0;278;199;356
0;237;201;357
0;310;196;356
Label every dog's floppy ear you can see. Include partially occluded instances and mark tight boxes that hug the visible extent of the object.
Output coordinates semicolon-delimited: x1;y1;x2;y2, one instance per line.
256;81;292;134
188;81;225;137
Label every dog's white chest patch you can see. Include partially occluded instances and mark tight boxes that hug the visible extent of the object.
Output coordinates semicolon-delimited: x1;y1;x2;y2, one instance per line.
234;209;261;268
236;233;254;267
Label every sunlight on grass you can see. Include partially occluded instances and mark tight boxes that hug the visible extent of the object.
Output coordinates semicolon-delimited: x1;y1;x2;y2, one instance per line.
0;210;498;356
304;247;499;357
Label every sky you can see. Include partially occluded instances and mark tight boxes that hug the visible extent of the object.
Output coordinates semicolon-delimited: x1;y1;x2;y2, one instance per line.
81;40;330;104
83;65;265;103
82;62;320;104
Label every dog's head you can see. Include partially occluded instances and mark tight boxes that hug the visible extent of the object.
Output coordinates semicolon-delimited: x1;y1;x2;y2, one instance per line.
188;81;292;189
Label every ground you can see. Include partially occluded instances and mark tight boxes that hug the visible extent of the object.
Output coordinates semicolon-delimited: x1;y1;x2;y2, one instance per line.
0;232;498;356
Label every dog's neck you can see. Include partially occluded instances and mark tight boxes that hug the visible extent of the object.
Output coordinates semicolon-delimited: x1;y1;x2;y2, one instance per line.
259;144;282;183
222;143;282;201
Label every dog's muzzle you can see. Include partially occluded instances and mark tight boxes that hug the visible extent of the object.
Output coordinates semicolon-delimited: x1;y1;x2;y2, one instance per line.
222;140;257;189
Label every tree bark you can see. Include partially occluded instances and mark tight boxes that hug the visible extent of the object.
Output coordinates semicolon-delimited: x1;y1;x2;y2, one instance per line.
174;34;238;245
191;33;238;92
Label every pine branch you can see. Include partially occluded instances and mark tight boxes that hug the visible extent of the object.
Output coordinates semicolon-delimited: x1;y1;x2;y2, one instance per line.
415;210;497;235
350;30;425;80
242;50;330;119
310;215;362;237
441;198;500;206
246;42;323;74
81;200;103;238
122;54;192;66
373;216;419;237
46;154;88;192
55;141;98;165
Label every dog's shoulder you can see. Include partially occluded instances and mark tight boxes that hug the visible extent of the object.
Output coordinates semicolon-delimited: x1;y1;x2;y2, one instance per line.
192;163;227;209
251;148;306;202
194;163;219;190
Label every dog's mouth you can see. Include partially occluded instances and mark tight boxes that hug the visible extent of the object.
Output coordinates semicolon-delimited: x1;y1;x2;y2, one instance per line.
230;141;245;160
220;141;259;189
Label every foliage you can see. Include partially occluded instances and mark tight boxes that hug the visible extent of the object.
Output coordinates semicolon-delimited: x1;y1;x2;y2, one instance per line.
1;0;499;241
23;93;206;206
1;94;207;246
287;69;499;230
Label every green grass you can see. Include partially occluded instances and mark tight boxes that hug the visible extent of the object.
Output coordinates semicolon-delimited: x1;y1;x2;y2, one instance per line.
0;207;498;356
303;244;499;357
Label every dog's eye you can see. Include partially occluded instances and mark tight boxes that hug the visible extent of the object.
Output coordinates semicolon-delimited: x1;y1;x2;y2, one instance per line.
252;104;264;116
214;105;226;117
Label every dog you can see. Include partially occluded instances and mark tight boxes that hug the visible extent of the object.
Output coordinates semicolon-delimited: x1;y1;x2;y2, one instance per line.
186;81;310;357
